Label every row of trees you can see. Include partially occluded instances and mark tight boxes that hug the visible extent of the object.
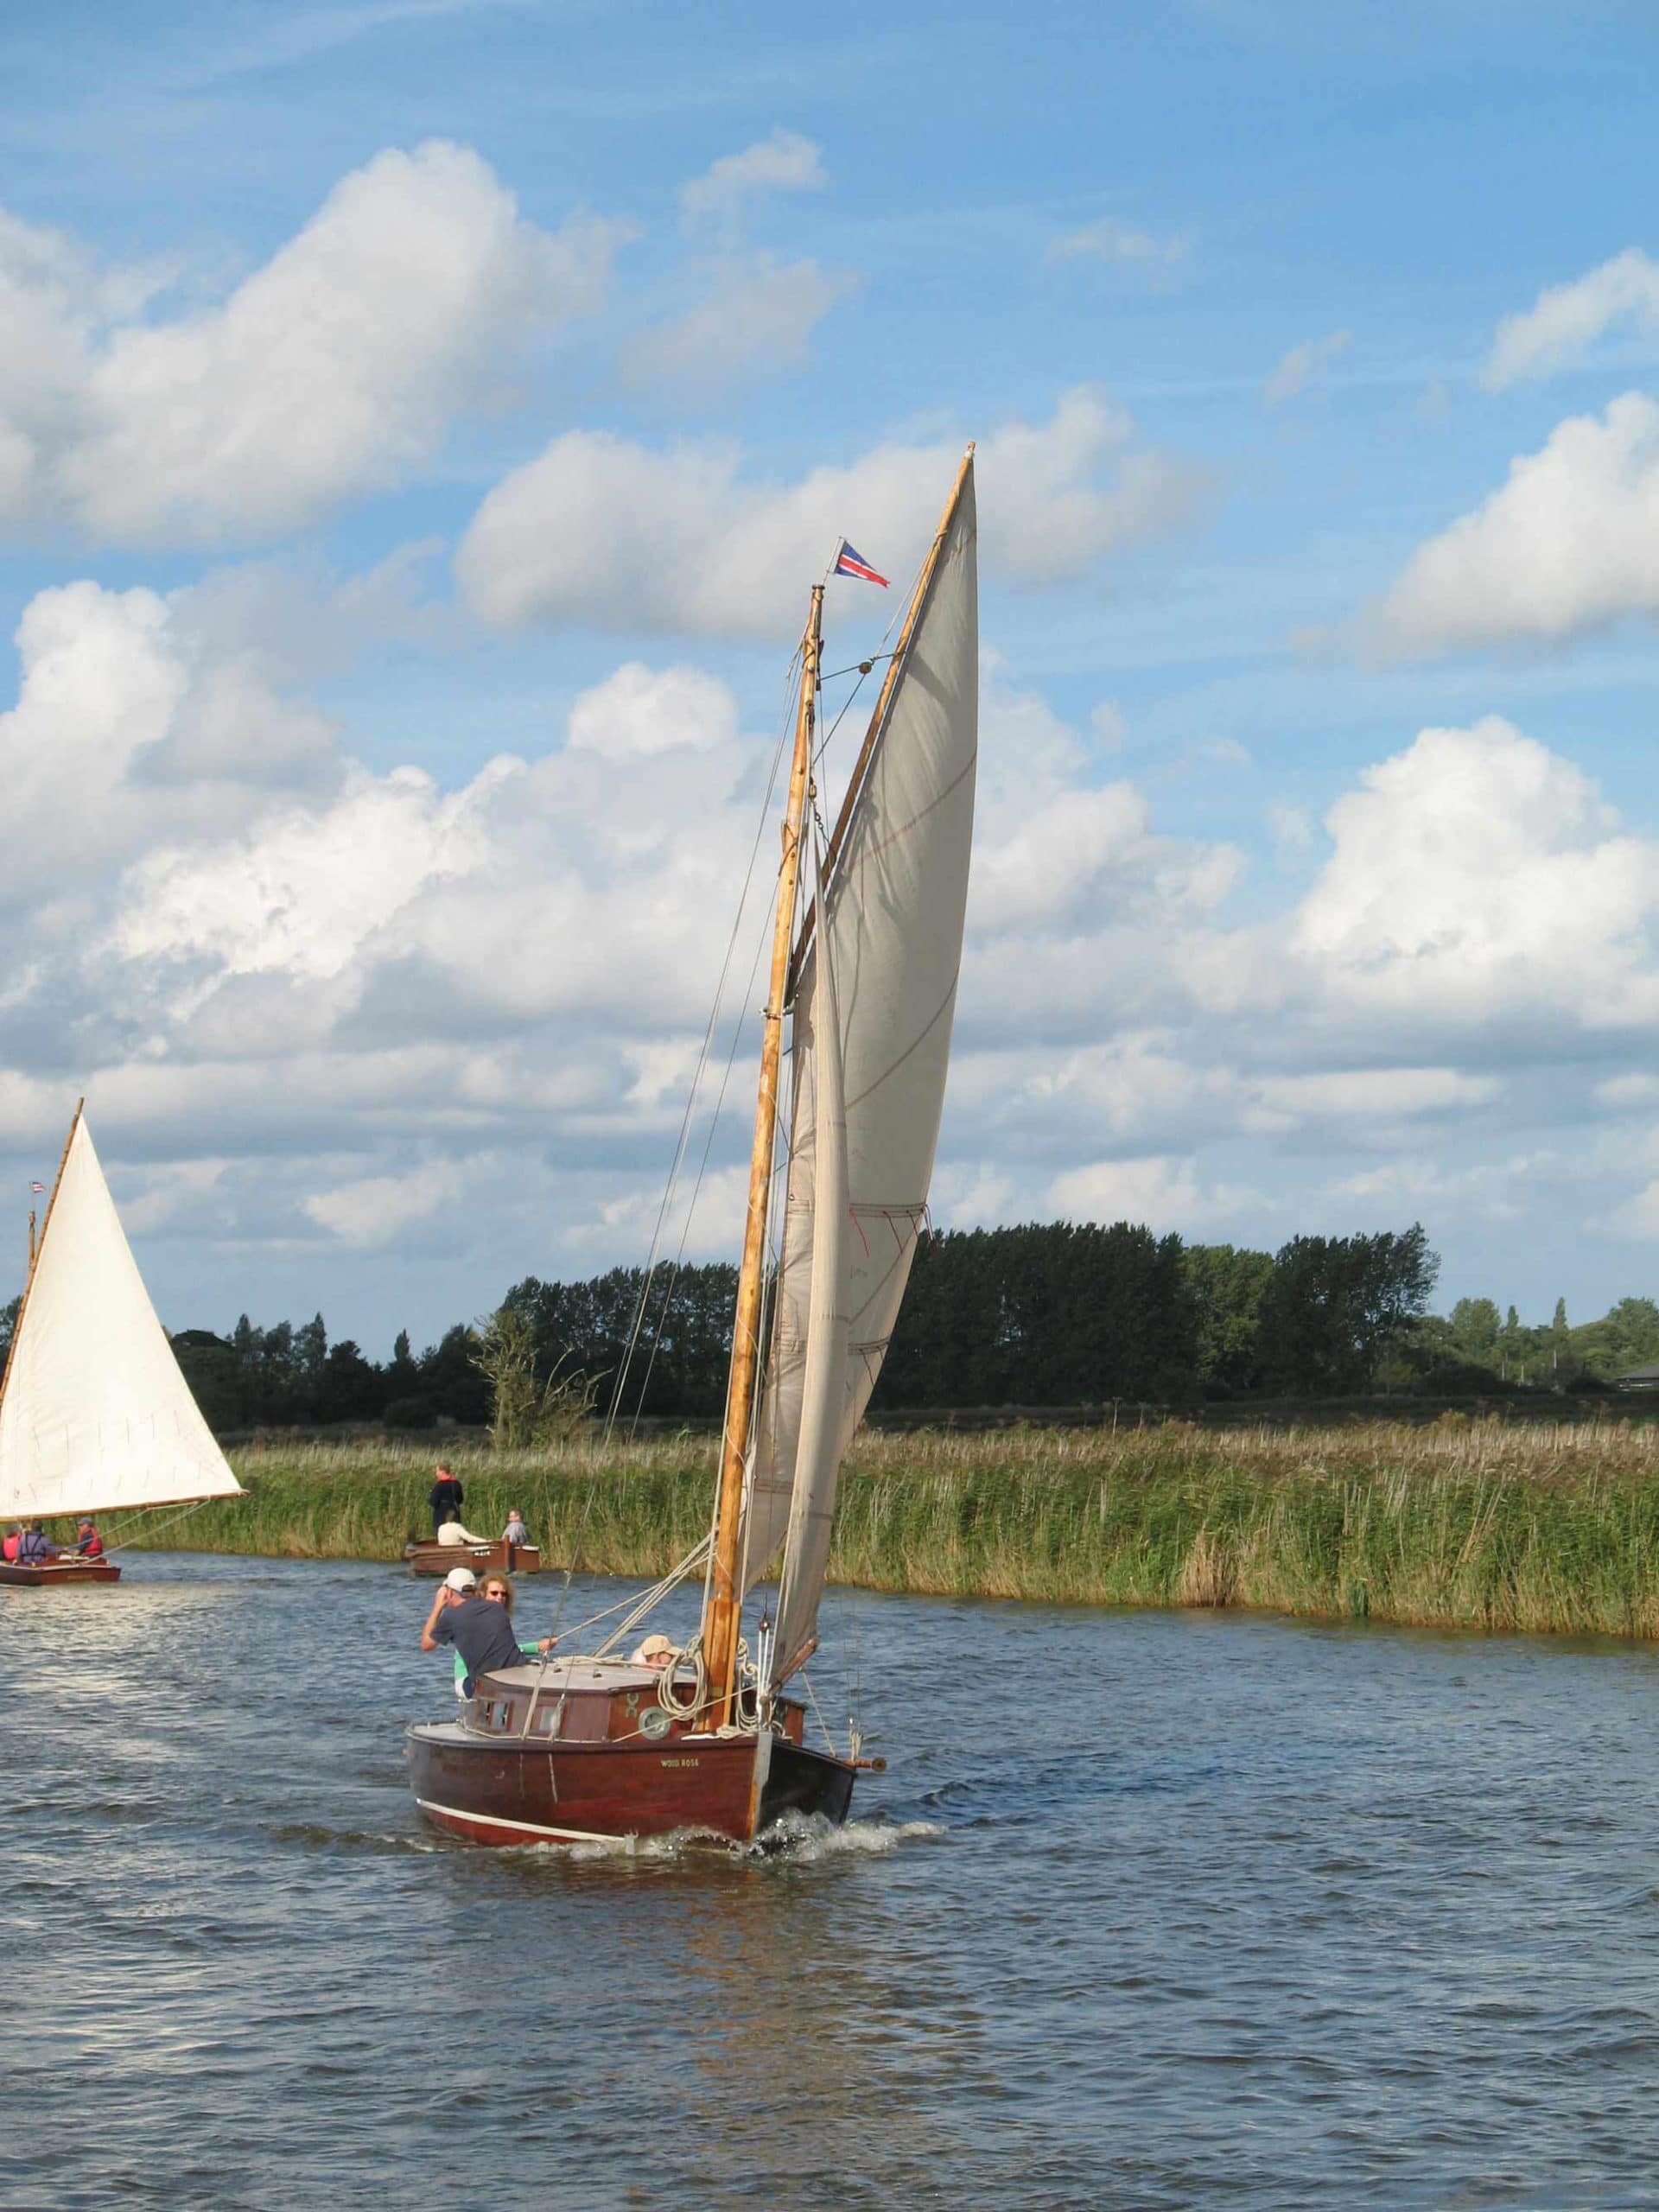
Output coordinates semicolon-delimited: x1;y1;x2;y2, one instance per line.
8;1219;1628;1433
113;1219;1451;1431
1423;1294;1659;1391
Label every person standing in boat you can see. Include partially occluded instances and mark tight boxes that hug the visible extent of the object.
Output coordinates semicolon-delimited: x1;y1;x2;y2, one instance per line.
421;1567;555;1696
428;1464;463;1536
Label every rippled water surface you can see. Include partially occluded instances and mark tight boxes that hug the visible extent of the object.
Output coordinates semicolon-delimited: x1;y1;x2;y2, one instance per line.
6;1554;1659;2209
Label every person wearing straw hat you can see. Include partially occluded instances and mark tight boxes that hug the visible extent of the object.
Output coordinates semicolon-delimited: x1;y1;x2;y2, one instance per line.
421;1567;554;1697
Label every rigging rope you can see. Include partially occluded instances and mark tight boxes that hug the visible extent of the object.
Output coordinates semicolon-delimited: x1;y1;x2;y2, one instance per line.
601;645;804;1446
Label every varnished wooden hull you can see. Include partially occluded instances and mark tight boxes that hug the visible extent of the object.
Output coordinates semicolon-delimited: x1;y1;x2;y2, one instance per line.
403;1539;542;1577
406;1686;857;1847
0;1557;121;1586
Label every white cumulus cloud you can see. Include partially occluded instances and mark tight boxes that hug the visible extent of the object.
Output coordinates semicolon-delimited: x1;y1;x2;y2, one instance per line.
1290;715;1659;1028
1048;1154;1261;1231
566;663;739;759
455;388;1207;637
1484;248;1659;389
1365;392;1659;655
306;1163;454;1248
679;128;826;238
0;141;626;546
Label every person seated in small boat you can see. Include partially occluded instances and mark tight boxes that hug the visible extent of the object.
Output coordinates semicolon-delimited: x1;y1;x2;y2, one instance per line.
74;1518;105;1558
630;1631;677;1670
502;1508;530;1548
435;1516;486;1546
422;1567;556;1698
16;1521;59;1564
2;1526;20;1562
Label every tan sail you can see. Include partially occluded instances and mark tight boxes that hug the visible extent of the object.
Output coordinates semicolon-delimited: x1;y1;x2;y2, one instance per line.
769;859;851;1680
747;454;978;1679
0;1110;244;1520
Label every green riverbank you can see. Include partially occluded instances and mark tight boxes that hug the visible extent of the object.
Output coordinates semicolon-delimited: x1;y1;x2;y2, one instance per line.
86;1417;1659;1639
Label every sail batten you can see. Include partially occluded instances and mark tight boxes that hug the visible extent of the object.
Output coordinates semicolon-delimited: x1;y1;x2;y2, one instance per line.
743;461;977;1667
0;1114;244;1521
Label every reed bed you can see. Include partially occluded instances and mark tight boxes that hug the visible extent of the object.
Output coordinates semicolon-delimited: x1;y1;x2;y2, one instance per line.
110;1416;1659;1639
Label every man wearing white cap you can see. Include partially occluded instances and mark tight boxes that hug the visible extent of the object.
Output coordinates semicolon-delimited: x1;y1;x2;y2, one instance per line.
420;1567;554;1696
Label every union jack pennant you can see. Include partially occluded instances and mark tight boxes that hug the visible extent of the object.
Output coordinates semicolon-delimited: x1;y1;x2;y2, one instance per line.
29;1182;44;1194
833;539;888;588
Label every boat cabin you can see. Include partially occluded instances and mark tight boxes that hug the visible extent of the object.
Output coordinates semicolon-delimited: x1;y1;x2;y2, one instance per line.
461;1658;806;1748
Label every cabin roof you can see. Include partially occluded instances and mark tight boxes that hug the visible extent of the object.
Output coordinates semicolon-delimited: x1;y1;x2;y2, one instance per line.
481;1658;676;1693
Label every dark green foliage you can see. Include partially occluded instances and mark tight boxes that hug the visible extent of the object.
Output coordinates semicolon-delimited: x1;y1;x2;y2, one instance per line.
1183;1244;1274;1393
383;1395;437;1430
1406;1360;1514;1397
879;1220;1196;1405
1573;1297;1659;1379
1257;1224;1439;1395
504;1262;739;1419
159;1204;1659;1433
419;1324;490;1426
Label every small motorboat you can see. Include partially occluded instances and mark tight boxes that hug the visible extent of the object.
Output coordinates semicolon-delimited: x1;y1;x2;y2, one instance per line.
403;1537;543;1578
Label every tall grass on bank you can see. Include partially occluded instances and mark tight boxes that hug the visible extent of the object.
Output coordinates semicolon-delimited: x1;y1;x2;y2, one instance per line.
105;1417;1659;1638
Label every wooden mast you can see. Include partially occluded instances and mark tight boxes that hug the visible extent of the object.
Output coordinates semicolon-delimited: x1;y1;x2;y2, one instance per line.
702;589;823;1728
0;1098;82;1411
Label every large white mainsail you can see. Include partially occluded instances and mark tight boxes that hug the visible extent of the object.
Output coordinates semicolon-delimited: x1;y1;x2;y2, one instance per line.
747;457;978;1681
0;1110;244;1520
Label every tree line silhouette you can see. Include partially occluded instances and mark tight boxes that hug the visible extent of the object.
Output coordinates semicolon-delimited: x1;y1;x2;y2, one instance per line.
13;1217;1637;1433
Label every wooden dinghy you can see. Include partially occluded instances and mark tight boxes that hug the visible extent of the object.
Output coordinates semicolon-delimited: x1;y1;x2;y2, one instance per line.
0;1555;123;1587
404;1537;543;1578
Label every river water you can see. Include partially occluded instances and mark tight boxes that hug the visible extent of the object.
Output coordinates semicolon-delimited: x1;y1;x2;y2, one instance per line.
5;1554;1659;2209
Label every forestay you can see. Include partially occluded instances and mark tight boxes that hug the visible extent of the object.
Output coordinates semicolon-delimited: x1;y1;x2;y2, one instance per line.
0;1113;244;1519
746;464;978;1681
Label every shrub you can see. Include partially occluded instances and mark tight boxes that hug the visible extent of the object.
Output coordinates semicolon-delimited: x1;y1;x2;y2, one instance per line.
384;1395;438;1431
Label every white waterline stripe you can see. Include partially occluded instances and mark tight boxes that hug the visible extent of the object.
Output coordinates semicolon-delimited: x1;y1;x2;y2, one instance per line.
414;1798;624;1846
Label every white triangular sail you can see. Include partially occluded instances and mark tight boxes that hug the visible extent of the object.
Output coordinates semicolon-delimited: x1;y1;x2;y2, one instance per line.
0;1113;244;1520
746;462;978;1678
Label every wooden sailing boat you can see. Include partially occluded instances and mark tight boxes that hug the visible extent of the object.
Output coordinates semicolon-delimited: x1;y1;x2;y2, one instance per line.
0;1104;244;1586
406;449;978;1846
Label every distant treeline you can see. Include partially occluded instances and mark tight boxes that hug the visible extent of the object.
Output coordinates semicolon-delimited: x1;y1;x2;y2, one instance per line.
9;1217;1643;1435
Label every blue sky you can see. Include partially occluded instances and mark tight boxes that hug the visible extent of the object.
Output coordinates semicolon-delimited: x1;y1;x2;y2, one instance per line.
3;0;1659;1350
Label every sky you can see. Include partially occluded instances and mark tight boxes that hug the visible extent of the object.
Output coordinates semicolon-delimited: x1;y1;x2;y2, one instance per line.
2;0;1659;1351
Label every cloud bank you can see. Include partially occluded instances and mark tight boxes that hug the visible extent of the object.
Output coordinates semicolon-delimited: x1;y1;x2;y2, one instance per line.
455;388;1208;636
1365;392;1659;655
0;141;626;545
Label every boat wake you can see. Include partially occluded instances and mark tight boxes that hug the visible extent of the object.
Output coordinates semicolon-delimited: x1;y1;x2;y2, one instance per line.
753;1811;944;1861
548;1813;944;1866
